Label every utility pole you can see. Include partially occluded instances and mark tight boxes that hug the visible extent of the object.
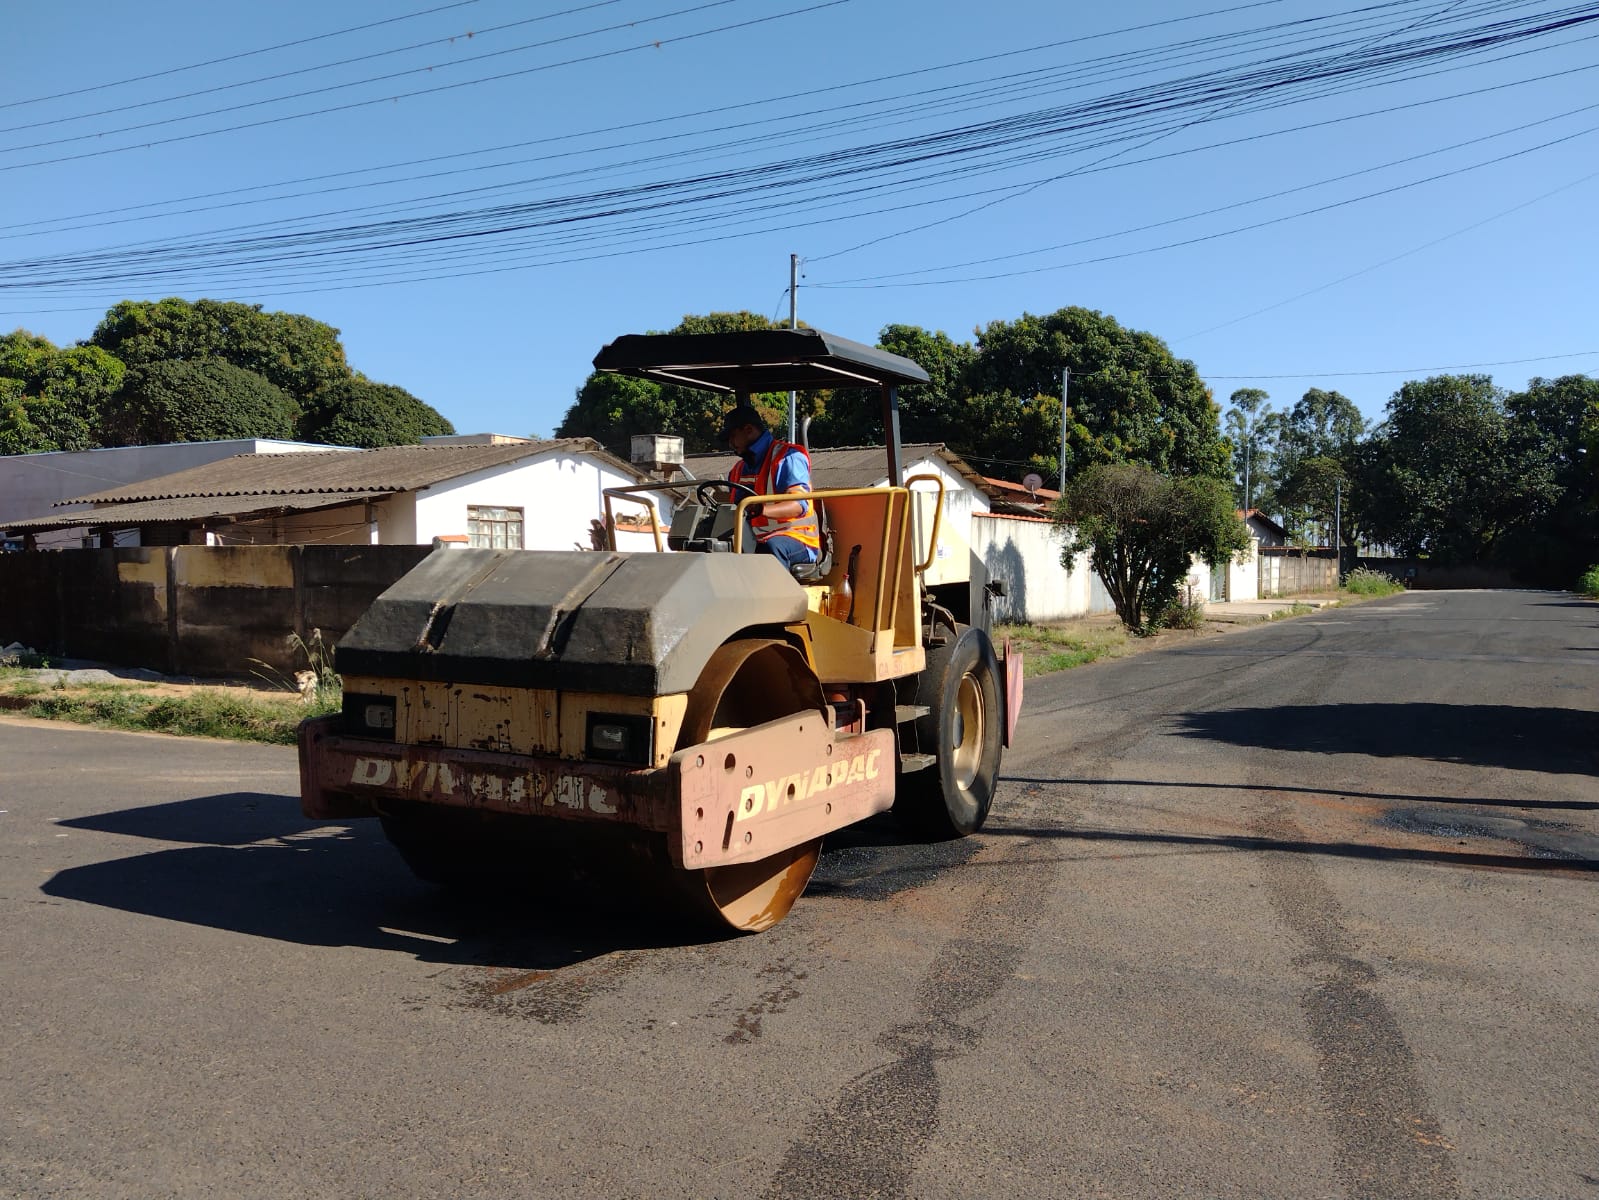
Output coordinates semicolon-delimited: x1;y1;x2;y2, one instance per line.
1243;439;1251;511
1058;366;1070;494
1334;475;1343;583
787;253;798;443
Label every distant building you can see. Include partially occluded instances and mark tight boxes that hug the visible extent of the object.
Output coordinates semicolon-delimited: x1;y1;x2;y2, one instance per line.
0;438;339;550
3;439;665;551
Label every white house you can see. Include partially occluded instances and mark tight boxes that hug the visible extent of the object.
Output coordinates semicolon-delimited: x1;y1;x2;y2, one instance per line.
3;438;668;552
685;443;1115;623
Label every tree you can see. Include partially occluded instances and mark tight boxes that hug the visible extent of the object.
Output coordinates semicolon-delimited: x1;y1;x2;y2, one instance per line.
301;377;454;447
1055;463;1250;635
557;311;792;455
1222;388;1274;511
1359;375;1557;564
808;323;976;448
0;330;126;453
1270;387;1367;547
967;306;1229;484
1498;374;1599;584
89;298;352;411
104;359;296;445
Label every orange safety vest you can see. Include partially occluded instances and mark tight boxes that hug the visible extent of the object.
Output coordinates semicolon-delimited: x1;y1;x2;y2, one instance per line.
730;439;822;550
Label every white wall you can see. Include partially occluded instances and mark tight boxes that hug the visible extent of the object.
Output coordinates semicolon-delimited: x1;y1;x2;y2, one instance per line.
1184;538;1260;603
972;513;1112;623
413;450;665;551
902;454;987;587
0;438;336;548
1230;539;1260;601
375;492;417;545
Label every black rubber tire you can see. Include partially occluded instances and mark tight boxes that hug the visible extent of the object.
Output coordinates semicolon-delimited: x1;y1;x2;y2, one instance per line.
895;625;1003;839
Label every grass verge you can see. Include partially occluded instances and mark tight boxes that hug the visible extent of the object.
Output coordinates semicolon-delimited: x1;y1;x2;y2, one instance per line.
996;620;1131;677
1;677;332;744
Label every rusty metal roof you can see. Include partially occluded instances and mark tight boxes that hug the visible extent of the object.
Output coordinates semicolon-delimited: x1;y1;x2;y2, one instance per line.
60;439;622;505
6;492;389;534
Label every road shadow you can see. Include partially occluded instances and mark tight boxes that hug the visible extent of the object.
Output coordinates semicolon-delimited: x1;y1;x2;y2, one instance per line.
44;794;965;963
44;793;743;967
984;825;1598;875
1171;703;1598;776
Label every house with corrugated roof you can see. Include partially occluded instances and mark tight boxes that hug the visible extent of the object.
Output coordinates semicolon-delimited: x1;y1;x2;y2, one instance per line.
0;437;341;550
687;442;1113;623
3;436;664;552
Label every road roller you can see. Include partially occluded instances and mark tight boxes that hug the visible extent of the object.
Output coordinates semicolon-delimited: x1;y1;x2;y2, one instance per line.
297;327;1022;931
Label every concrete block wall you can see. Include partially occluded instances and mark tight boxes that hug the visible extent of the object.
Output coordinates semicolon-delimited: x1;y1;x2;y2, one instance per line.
0;545;430;677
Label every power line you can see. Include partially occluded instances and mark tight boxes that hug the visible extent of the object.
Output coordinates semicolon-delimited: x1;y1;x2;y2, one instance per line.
6;4;1591;293
0;0;847;171
806;0;1480;263
814;90;1599;285
0;1;627;138
1178;166;1599;340
805;119;1599;291
1205;351;1599;379
0;0;1551;244
0;0;485;111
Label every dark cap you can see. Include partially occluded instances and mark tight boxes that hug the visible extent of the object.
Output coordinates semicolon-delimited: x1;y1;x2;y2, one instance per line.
718;403;767;444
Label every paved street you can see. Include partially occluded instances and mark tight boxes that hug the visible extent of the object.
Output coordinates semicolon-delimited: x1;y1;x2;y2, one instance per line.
2;589;1596;1199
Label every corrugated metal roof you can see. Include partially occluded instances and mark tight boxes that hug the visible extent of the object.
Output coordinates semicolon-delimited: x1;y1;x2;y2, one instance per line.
6;492;388;533
60;439;622;505
684;442;989;493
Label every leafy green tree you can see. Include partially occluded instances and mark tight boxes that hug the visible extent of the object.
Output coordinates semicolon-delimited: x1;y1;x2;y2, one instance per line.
104;359;296;445
89;298;352;411
1359;375;1558;564
1498;374;1599;584
1222;387;1274;511
967;306;1229;484
557;311;791;454
809;323;976;449
1269;388;1367;549
1055;463;1250;634
301;378;454;448
0;330;126;453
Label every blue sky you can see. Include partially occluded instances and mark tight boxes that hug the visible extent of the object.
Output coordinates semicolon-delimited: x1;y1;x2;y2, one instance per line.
4;0;1596;454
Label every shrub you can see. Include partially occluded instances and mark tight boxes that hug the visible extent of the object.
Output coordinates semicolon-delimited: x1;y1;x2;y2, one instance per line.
1342;567;1405;596
1154;582;1206;630
1579;564;1599;599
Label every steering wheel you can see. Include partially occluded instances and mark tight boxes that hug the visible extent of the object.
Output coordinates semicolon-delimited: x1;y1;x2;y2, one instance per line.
694;479;759;508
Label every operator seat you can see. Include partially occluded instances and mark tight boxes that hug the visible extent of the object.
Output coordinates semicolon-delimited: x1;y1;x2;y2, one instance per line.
787;497;833;584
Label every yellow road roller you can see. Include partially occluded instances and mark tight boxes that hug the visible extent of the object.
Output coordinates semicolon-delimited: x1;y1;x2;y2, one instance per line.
297;327;1021;930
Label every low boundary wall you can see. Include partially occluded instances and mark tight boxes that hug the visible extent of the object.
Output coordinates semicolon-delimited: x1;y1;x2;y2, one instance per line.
0;545;430;678
1259;548;1338;596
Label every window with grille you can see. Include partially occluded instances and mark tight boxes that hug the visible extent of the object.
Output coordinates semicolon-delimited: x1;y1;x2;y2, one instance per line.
466;505;524;549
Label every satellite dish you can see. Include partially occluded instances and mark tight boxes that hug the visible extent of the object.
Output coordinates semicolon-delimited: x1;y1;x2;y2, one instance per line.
1022;472;1044;495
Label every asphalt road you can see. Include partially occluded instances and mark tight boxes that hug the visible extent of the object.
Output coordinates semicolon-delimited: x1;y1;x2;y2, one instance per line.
2;589;1596;1199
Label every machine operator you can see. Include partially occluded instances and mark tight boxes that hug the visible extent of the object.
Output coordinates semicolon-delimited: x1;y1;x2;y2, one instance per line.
718;404;821;569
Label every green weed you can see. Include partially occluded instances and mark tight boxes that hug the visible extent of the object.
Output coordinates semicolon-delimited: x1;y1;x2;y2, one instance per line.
1579;564;1599;599
21;688;307;744
1341;567;1405;597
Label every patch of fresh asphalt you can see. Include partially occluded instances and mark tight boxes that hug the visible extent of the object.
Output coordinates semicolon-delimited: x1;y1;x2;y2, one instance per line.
2;589;1596;1198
